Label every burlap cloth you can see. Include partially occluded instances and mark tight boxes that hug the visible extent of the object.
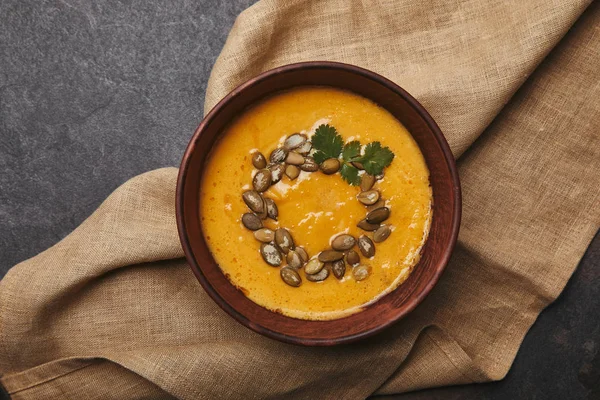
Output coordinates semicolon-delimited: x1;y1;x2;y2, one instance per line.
1;0;599;398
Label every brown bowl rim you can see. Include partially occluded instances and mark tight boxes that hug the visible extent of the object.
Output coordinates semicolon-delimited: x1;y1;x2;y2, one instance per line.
176;61;461;346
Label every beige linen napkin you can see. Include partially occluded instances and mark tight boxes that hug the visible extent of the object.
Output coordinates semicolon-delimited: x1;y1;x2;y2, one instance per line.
1;0;599;399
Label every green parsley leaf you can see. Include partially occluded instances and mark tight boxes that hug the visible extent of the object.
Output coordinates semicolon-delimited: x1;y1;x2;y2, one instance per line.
312;150;329;164
342;140;361;161
311;124;343;164
354;141;394;176
309;124;395;185
340;163;361;185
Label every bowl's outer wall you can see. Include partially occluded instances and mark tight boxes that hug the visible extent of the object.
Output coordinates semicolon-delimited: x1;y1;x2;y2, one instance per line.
177;62;461;346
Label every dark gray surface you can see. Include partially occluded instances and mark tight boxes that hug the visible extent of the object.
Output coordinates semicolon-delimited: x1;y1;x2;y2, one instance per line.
0;1;598;399
0;0;256;270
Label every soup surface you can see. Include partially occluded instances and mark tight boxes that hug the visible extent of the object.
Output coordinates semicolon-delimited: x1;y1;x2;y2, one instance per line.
200;87;432;320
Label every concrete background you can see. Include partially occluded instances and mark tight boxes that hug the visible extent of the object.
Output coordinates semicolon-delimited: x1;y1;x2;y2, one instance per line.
0;1;598;399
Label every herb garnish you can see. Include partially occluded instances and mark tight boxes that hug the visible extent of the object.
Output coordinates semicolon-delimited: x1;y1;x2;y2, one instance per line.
312;124;344;164
354;142;395;176
311;124;394;185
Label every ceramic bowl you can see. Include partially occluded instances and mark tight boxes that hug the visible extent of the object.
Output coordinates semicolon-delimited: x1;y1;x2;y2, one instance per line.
176;62;461;346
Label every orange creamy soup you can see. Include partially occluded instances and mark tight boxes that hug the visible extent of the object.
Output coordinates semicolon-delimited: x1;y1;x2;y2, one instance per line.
200;87;432;320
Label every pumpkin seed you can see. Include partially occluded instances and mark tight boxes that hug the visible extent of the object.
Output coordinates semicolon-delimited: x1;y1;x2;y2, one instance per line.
296;246;309;264
253;169;272;192
270;164;285;184
241;213;262;231
366;207;390;224
360;174;375;192
320;158;340;175
305;258;324;275
275;228;295;254
283;133;307;151
357;219;380;231
318;250;344;262
285;152;305;165
251;152;267;169
366;199;386;212
331;234;356;251
352;265;371;281
242;190;265;213
306;265;330;282
346;250;360;266
352;161;364;170
264;198;278;220
357;235;375;258
269;147;288;163
357;190;380;205
280;266;302;287
256;206;268;220
286;250;303;270
332;259;346;279
376;171;385;180
300;156;319;172
260;243;282;266
285;164;300;179
295;141;312;155
254;228;274;243
373;225;392;243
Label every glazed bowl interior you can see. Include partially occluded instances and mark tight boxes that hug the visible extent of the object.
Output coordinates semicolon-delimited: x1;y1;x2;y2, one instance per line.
177;62;460;346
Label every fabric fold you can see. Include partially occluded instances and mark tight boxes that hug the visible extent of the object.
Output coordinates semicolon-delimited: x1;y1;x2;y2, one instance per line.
206;0;591;157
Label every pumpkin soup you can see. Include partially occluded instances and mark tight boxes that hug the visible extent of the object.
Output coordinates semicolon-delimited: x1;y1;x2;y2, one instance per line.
200;87;432;320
